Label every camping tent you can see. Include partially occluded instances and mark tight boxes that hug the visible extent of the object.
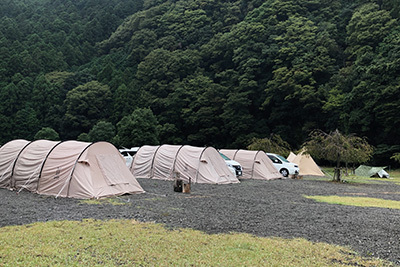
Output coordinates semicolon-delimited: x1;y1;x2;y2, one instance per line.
0;139;30;189
287;151;296;162
130;145;239;184
355;165;390;178
0;139;144;199
219;149;283;180
288;152;325;177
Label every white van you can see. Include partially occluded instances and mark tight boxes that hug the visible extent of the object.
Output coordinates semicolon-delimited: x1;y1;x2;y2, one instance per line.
119;147;139;167
266;153;299;177
219;152;243;177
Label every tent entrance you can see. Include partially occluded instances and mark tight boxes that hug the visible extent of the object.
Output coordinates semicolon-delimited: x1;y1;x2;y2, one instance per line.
96;154;129;186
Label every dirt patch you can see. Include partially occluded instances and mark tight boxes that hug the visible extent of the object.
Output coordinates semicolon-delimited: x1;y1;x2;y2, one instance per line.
0;178;399;264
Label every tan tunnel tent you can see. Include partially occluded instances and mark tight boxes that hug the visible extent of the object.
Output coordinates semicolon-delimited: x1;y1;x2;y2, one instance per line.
0;139;30;188
0;140;144;199
130;145;239;184
219;149;283;180
288;151;325;177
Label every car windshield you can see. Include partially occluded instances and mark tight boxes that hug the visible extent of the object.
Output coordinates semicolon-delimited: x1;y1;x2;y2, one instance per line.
276;154;290;163
219;152;230;160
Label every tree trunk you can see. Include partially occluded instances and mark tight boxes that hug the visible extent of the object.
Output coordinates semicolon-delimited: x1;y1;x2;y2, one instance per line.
334;160;341;182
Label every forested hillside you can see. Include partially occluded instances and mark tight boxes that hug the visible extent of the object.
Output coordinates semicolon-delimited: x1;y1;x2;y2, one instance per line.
1;0;400;164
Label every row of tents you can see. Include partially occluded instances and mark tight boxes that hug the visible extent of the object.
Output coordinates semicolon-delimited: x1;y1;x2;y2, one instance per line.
1;139;386;200
0;140;287;199
129;145;283;183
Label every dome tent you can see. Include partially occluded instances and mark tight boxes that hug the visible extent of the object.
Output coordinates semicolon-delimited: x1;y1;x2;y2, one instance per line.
219;149;283;180
130;145;239;184
0;139;144;199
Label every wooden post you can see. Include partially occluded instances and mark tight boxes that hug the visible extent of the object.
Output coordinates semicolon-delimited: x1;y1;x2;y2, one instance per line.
182;177;191;193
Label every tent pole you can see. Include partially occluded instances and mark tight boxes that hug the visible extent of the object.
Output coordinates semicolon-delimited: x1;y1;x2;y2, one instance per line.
63;143;93;198
9;141;33;188
150;145;162;179
171;145;184;180
36;141;63;193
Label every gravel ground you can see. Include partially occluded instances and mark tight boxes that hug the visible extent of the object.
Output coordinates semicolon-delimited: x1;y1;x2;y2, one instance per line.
1;177;400;264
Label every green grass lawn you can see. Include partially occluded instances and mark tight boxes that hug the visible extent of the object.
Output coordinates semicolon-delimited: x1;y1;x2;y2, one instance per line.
0;219;391;266
304;167;400;210
306;167;400;185
1;167;398;266
305;195;400;209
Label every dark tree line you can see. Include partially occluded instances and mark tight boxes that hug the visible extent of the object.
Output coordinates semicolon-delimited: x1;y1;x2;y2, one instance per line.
1;0;400;165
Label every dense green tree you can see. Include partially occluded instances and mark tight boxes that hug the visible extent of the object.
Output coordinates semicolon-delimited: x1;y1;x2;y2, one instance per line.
263;14;337;145
178;74;226;146
13;107;40;140
88;121;116;143
303;129;373;181
111;84;131;123
63;81;112;139
32;75;62;124
325;5;399;156
346;3;397;58
77;133;91;142
0;0;399;165
116;108;160;147
97;62;115;84
0;115;13;144
126;29;158;65
135;48;201;129
391;152;400;163
247;134;292;156
34;127;60;141
0;82;19;117
221;84;254;147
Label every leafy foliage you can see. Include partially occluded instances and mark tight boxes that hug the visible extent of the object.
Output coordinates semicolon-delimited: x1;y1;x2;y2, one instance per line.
391;153;400;163
88;121;116;143
303;129;373;181
63;81;112;139
0;0;399;165
34;127;60;141
116;108;160;147
247;134;291;156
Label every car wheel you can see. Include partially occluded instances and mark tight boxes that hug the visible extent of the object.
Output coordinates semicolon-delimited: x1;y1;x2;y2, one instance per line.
280;168;289;177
